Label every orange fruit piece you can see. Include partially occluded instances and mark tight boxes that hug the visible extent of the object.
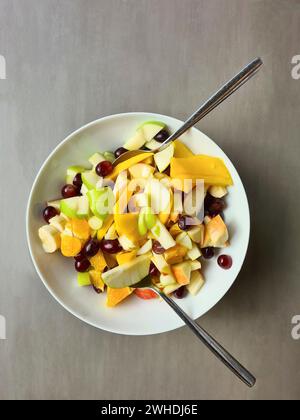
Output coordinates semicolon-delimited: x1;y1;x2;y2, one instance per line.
70;219;90;240
89;270;105;291
106;287;133;307
61;235;82;257
89;251;107;272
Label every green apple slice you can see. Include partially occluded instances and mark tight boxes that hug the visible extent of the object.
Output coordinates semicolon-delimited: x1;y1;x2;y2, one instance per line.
139;121;166;142
88;152;105;168
47;199;61;211
103;151;115;163
123;129;146;151
82;170;102;190
102;254;151;288
87;187;114;220
76;195;89;218
145;139;163;150
66;166;86;184
77;272;91;287
144;207;156;229
138;209;148;236
150;217;176;249
60;196;80;218
154;142;174;172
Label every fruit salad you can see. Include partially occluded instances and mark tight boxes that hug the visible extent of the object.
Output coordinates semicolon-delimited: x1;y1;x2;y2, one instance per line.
39;121;233;307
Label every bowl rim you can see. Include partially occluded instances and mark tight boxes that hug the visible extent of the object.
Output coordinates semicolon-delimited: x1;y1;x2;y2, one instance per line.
26;112;250;335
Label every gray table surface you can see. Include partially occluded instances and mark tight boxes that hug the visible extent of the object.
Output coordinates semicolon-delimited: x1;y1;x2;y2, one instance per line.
1;0;300;400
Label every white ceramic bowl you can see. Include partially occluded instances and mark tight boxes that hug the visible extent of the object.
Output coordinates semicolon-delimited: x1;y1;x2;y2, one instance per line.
26;112;250;335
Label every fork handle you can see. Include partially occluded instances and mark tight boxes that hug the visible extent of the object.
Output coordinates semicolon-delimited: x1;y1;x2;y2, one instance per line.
158;291;256;387
158;57;263;149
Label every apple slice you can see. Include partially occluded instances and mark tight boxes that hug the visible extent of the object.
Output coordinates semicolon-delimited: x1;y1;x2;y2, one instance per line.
187;243;201;261
118;235;136;251
187;271;205;295
77;195;89;218
47;199;61;211
151;254;171;274
129;163;154;179
87;187;114;220
101;254;151;288
66;166;85;184
60;196;80;218
77;272;91;287
151;217;176;249
123;129;146;151
176;231;193;250
160;273;176;286
154;143;174;172
145;139;163;150
190;260;201;271
139;121;166;141
82;171;103;190
138;209;148;236
137;239;152;255
88;152;105;168
103;151;115;163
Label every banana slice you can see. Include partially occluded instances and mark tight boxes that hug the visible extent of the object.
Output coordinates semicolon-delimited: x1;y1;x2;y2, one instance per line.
38;225;61;253
49;215;67;233
209;185;228;198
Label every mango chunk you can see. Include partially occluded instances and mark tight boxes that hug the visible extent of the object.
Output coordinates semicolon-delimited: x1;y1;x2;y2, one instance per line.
170;155;233;186
116;250;137;265
89;270;105;291
97;215;114;240
70;219;90;240
164;244;187;264
108;153;153;180
89;251;107;272
173;140;194;158
115;213;141;243
61;235;82;257
106;287;133;307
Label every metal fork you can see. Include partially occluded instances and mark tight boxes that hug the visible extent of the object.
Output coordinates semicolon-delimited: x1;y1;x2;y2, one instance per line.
133;276;256;388
114;57;263;165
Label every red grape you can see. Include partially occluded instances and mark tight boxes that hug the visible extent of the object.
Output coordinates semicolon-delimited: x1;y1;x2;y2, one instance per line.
204;193;225;217
178;215;194;231
74;251;86;262
61;184;79;198
202;247;215;259
96;160;113;177
154;129;170;142
173;286;186;299
217;255;232;270
43;206;58;223
83;239;100;257
114;147;128;158
149;262;159;277
93;285;102;294
75;259;90;272
73;173;82;188
152;240;165;254
100;239;122;254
